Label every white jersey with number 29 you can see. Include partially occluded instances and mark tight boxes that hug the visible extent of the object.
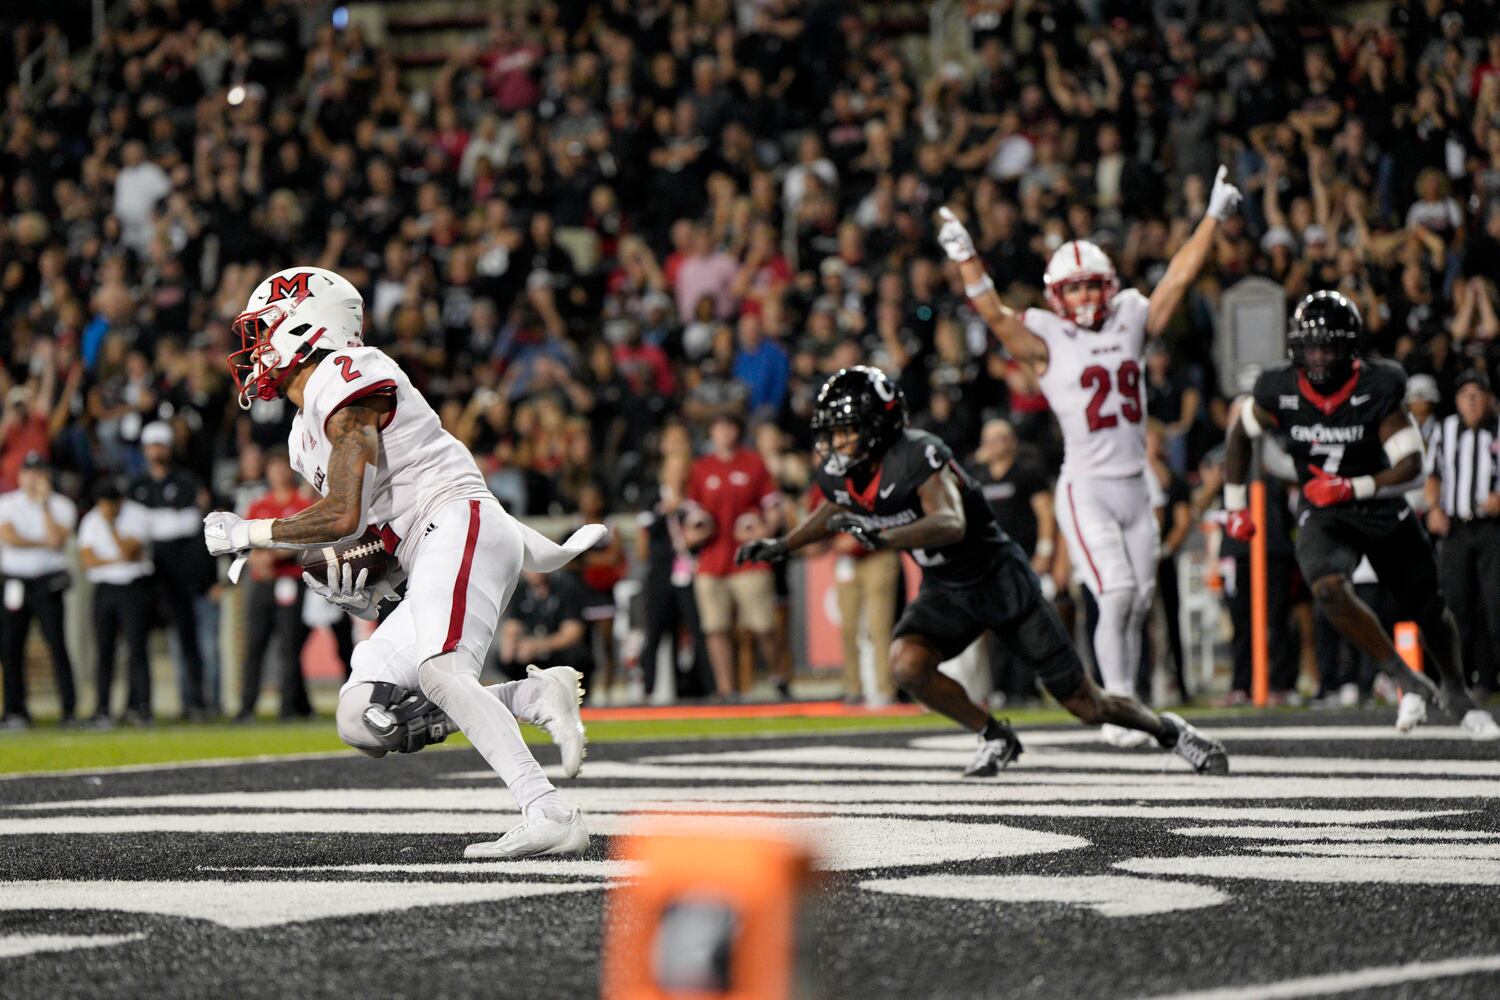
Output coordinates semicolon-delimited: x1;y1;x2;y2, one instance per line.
1024;288;1151;479
288;346;493;566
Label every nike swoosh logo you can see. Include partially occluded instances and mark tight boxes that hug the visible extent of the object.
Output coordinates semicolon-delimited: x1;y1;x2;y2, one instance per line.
879;484;897;498
1350;394;1371;406
1399;507;1410;520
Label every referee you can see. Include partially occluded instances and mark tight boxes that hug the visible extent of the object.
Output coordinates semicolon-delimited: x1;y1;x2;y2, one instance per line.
1427;370;1500;697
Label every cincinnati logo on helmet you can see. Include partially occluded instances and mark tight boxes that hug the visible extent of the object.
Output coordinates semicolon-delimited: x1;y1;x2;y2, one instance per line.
266;273;313;303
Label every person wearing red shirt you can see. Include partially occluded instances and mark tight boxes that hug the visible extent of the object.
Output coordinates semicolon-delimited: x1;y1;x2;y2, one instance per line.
234;451;316;720
684;414;788;699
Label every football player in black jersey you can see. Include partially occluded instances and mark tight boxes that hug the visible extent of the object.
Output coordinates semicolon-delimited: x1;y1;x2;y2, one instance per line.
1225;291;1499;738
736;367;1229;775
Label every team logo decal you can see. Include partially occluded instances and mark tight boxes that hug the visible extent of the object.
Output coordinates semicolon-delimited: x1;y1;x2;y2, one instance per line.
266;273;312;303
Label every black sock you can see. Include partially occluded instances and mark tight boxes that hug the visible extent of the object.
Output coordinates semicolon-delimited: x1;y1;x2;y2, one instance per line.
981;717;1010;742
1156;716;1180;749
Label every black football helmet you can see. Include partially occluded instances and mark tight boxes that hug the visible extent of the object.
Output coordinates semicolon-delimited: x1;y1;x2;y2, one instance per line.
1288;290;1362;388
812;366;906;475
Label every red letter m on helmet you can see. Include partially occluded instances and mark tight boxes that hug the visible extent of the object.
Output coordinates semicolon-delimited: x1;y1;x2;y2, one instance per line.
266;273;312;303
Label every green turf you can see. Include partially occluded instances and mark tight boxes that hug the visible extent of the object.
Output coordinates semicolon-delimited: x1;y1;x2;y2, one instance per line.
0;711;979;775
0;703;1289;776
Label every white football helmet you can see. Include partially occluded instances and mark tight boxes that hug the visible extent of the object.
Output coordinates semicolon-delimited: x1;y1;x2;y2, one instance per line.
1043;240;1119;330
230;267;365;408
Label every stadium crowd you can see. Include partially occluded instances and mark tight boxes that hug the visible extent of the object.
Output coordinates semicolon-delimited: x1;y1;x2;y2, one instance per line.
2;0;1500;725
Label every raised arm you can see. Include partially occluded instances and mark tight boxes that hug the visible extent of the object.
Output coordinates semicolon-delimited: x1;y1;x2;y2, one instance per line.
1147;166;1242;336
936;208;1048;374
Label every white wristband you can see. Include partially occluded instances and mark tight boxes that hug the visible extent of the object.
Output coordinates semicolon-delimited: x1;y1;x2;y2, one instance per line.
247;519;276;548
1224;484;1248;512
964;275;995;299
1034;537;1054;559
1352;476;1376;500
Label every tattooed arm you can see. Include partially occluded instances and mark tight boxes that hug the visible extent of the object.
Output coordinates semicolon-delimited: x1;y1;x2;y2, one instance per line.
271;401;387;546
203;398;390;556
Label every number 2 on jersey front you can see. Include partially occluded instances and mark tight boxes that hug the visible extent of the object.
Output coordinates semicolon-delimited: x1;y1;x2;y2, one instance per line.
1080;361;1142;432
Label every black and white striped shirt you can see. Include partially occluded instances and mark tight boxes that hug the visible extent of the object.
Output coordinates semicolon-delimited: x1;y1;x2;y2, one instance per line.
1432;413;1500;520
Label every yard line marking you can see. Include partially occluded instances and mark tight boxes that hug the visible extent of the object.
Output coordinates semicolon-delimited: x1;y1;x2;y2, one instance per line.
0;933;146;960
1173;825;1497;841
1116;855;1500;886
909;726;1495;751
861;874;1228;917
1129;953;1500;1000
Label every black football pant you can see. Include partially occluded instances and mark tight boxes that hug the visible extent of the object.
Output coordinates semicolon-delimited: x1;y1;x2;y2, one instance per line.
1439;520;1500;693
240;579;312;717
93;579;152;717
1;577;75;720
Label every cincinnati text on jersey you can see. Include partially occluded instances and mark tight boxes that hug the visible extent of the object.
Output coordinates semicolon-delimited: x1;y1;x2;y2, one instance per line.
1288;424;1366;443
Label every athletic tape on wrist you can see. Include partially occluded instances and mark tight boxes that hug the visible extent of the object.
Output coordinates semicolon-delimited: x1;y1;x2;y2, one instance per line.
247;519;275;548
964;275;995;299
1224;484;1248;512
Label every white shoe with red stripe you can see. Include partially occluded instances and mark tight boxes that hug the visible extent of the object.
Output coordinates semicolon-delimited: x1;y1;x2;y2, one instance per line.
528;664;587;778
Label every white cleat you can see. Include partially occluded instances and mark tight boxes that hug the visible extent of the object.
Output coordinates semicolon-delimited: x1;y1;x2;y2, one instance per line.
1395;692;1428;733
1461;709;1500;741
528;664;587;778
464;808;590;860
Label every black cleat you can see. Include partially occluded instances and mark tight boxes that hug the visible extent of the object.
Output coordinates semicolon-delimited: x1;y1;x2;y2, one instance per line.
1162;712;1229;775
963;722;1024;777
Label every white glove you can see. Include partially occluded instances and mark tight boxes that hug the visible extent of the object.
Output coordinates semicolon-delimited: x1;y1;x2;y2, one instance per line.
1206;164;1242;222
303;562;390;621
203;511;270;556
937;207;977;262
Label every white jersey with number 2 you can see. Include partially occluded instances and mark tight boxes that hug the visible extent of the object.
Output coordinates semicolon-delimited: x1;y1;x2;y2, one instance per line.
1024;288;1150;479
288;345;493;566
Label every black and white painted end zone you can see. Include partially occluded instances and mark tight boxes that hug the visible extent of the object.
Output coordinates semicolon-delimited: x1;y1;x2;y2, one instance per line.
1;710;1499;1000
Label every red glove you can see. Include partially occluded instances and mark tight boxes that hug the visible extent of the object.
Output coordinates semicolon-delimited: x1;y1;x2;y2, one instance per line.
1302;466;1355;507
1224;509;1256;541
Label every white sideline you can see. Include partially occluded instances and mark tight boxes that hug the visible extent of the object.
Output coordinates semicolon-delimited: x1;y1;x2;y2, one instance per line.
1131;953;1500;1000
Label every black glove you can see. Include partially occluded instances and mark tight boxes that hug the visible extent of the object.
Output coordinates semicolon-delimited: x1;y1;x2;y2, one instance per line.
735;537;790;565
827;512;885;551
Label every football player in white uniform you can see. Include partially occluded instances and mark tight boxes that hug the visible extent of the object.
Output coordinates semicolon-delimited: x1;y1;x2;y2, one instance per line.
202;267;604;859
938;167;1241;743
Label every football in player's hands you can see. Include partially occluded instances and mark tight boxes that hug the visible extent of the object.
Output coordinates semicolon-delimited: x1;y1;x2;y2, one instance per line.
298;528;397;588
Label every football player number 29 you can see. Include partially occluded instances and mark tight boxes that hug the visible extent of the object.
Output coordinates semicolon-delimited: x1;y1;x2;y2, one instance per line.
1080;362;1142;431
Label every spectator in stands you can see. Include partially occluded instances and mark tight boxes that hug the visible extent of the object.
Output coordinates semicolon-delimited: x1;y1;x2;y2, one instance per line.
499;569;594;694
684;414;785;700
0;452;77;728
78;480;153;726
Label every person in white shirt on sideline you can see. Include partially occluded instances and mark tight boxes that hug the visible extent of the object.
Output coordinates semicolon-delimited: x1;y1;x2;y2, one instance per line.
78;480;155;726
0;452;78;728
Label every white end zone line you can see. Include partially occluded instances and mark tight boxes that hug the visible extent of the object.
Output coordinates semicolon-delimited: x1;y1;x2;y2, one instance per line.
1130;953;1500;1000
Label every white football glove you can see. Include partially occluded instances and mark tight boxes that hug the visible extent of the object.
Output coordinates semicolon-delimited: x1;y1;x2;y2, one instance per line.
303;562;394;621
937;207;977;262
1206;164;1243;222
203;511;261;556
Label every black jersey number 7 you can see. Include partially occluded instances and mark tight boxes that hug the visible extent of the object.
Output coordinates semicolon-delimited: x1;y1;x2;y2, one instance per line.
1081;361;1143;432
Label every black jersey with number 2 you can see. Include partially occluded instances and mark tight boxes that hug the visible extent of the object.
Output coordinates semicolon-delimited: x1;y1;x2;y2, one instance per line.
1252;358;1407;507
812;428;1013;586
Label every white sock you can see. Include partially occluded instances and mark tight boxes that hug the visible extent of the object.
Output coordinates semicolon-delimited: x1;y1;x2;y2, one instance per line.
487;677;546;725
418;653;563;819
1093;588;1137;696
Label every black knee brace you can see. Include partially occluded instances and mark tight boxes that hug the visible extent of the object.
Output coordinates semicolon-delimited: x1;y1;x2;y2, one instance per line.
363;682;454;753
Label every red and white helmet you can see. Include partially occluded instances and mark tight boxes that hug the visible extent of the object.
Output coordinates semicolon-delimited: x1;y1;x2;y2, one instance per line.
1043;240;1119;330
230;267;365;408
